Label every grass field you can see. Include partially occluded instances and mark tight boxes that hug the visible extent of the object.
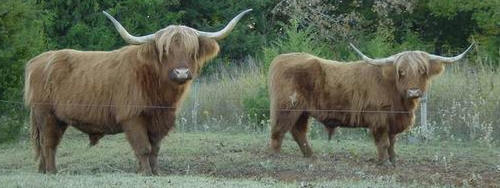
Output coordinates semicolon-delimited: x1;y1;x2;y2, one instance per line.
1;128;499;187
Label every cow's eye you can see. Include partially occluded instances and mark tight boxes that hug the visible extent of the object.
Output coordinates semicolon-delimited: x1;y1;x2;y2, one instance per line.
399;70;405;77
419;69;425;75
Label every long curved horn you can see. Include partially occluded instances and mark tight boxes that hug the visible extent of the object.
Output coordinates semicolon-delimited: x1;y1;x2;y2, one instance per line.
103;11;155;44
427;43;475;63
196;9;253;40
349;43;395;65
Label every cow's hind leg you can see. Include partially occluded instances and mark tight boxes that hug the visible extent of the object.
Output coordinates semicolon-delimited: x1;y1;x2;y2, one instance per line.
40;113;67;174
122;117;153;175
270;111;302;155
291;113;312;157
371;127;391;166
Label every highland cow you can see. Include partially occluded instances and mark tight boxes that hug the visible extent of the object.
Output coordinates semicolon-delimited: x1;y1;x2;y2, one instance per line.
268;43;473;166
24;9;252;175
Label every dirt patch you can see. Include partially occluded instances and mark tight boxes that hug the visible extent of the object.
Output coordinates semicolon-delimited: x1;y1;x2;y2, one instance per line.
156;136;500;187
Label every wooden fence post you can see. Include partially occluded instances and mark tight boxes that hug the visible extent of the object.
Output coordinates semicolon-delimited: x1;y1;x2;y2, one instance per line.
421;91;428;127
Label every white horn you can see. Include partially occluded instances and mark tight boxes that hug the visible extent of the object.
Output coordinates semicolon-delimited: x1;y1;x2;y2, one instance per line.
349;43;395;65
428;43;475;63
196;9;252;40
103;11;155;44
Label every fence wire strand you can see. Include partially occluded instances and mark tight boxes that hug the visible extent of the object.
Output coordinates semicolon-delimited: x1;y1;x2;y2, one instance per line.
0;99;415;114
2;99;499;114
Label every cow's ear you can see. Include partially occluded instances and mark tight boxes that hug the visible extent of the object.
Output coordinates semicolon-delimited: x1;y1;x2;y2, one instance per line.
197;37;220;63
381;64;396;81
429;61;445;77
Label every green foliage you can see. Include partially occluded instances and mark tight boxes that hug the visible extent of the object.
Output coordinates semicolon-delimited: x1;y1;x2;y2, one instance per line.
0;0;48;143
0;0;48;101
261;20;331;71
349;29;432;60
421;0;499;64
0;107;27;143
242;84;269;127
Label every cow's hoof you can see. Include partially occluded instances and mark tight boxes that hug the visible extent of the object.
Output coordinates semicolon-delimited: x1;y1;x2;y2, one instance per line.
152;170;160;176
45;169;57;175
267;149;281;157
376;160;393;168
389;160;397;167
139;170;153;176
268;152;280;158
303;152;313;158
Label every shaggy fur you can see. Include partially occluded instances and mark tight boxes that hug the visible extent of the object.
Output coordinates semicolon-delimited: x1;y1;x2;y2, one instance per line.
268;52;446;165
25;26;220;175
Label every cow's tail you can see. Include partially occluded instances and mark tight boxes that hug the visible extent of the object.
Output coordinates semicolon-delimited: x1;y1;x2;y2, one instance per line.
30;110;41;161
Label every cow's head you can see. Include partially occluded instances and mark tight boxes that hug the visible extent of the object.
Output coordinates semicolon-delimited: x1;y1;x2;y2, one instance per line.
350;43;474;99
103;9;252;84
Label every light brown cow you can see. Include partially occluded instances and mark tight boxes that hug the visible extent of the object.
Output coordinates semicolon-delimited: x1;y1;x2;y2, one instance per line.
24;9;252;175
268;43;473;166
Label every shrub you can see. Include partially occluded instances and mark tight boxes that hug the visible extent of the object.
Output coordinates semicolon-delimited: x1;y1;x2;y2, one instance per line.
242;84;269;128
260;19;331;71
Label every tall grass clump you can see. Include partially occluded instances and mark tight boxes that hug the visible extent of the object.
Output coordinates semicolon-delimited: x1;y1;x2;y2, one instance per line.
424;63;499;145
177;57;268;133
0;104;28;143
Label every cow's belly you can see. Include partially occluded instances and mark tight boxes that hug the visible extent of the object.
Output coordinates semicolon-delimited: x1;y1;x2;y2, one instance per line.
54;106;122;134
70;122;123;135
310;111;368;128
319;118;367;128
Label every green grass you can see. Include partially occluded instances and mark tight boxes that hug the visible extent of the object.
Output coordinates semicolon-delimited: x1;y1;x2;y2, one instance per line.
0;172;434;188
0;128;498;187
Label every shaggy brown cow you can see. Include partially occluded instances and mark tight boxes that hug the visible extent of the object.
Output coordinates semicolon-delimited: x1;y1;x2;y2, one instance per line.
268;43;474;166
24;9;252;175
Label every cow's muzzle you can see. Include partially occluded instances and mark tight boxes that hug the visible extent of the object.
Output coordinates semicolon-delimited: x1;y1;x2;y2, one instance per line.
169;68;192;84
406;88;422;99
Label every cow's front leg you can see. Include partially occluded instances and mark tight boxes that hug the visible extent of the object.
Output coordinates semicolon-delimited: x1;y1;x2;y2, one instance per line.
149;136;162;176
148;112;174;176
123;117;152;176
388;134;397;166
372;127;391;166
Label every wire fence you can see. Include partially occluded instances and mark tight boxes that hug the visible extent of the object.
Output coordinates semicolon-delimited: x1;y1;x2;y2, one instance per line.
1;94;499;145
2;99;500;113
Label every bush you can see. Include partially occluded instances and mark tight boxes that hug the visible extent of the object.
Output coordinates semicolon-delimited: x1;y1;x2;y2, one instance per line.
242;84;269;128
0;0;48;143
0;105;27;143
260;19;331;71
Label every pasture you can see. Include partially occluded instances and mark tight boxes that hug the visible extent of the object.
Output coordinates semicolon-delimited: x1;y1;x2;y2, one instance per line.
0;129;499;187
1;1;499;187
1;65;500;187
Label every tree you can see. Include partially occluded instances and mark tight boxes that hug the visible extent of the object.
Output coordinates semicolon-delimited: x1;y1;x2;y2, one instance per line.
0;0;48;142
